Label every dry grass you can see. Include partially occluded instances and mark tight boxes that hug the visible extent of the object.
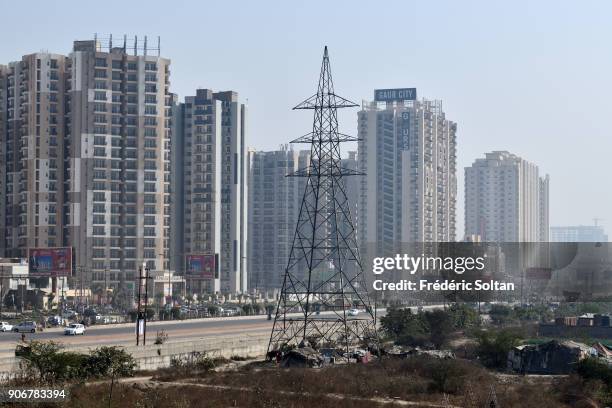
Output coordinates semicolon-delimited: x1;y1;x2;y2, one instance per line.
4;356;604;407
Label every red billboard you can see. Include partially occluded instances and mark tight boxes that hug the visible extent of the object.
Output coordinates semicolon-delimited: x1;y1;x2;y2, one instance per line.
28;247;73;277
185;254;216;279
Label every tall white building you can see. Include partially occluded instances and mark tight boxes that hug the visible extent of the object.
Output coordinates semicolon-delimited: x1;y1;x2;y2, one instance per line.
175;89;247;294
465;151;550;242
358;89;457;253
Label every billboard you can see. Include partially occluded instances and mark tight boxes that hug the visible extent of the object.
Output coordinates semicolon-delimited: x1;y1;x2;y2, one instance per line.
185;254;216;279
28;247;73;277
374;88;417;102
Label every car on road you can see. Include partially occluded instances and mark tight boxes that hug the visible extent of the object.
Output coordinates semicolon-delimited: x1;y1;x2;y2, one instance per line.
62;310;77;319
348;308;359;316
0;322;13;332
64;323;85;336
12;321;37;333
47;316;64;326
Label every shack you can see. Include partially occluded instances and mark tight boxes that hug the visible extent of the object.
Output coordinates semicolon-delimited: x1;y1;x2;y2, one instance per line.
281;347;323;368
508;340;597;374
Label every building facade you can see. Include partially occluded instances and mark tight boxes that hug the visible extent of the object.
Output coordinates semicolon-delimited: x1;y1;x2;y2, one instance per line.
247;146;311;292
175;89;248;294
0;39;173;290
551;224;608;242
465;151;549;242
0;53;69;259
357;94;457;254
69;40;172;285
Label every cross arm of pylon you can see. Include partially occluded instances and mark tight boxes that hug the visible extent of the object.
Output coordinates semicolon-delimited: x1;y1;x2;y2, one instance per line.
286;166;364;177
290;131;361;144
293;93;359;110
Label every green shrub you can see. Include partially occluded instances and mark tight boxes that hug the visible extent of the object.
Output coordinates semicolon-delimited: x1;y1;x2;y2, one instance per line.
575;357;612;387
84;346;136;378
18;341;135;383
474;328;523;369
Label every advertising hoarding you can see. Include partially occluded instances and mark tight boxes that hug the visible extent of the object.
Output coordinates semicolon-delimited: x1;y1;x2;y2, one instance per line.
185;254;216;279
28;247;73;277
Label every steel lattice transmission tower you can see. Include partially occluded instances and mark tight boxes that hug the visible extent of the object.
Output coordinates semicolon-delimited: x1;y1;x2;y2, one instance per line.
268;46;378;356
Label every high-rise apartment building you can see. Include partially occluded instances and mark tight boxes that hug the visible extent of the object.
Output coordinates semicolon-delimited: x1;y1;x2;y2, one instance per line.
551;224;608;242
68;40;172;284
0;64;6;257
174;89;247;294
0;53;69;258
358;89;457;253
465;151;550;242
247;146;310;291
0;38;172;288
342;151;359;231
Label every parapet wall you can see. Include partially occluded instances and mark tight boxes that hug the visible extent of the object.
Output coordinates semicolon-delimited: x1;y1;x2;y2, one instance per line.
0;333;270;373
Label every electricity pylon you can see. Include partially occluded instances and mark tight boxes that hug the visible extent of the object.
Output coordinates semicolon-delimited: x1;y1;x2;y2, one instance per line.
267;46;377;357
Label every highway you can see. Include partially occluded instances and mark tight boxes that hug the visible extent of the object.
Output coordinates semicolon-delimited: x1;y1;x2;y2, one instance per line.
0;314;277;356
0;306;453;357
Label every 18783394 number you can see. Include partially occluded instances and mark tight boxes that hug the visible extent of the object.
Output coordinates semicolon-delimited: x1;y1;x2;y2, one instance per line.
0;388;69;402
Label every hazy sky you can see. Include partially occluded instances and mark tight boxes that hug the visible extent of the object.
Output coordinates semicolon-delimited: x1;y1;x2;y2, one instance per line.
2;0;611;237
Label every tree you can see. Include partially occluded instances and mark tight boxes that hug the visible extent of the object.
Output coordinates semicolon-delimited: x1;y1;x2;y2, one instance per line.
20;341;66;382
242;304;252;316
84;346;136;378
380;307;429;346
489;304;514;325
208;306;220;317
154;292;165;316
47;293;56;310
112;276;133;312
380;307;415;338
423;309;454;348
252;303;262;315
448;303;480;329
475;328;523;369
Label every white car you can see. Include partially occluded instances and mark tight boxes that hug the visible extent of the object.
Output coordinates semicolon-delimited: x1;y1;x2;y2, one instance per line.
0;322;13;332
348;308;359;316
64;323;85;336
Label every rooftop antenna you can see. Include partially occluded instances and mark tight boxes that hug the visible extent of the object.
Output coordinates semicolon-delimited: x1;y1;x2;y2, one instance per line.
134;35;138;56
123;35;127;52
144;36;147;56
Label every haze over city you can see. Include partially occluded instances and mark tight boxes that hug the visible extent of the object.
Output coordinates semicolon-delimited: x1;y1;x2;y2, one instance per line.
1;0;611;235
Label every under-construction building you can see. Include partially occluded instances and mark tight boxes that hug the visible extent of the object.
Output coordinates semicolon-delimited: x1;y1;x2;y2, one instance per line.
0;36;172;289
